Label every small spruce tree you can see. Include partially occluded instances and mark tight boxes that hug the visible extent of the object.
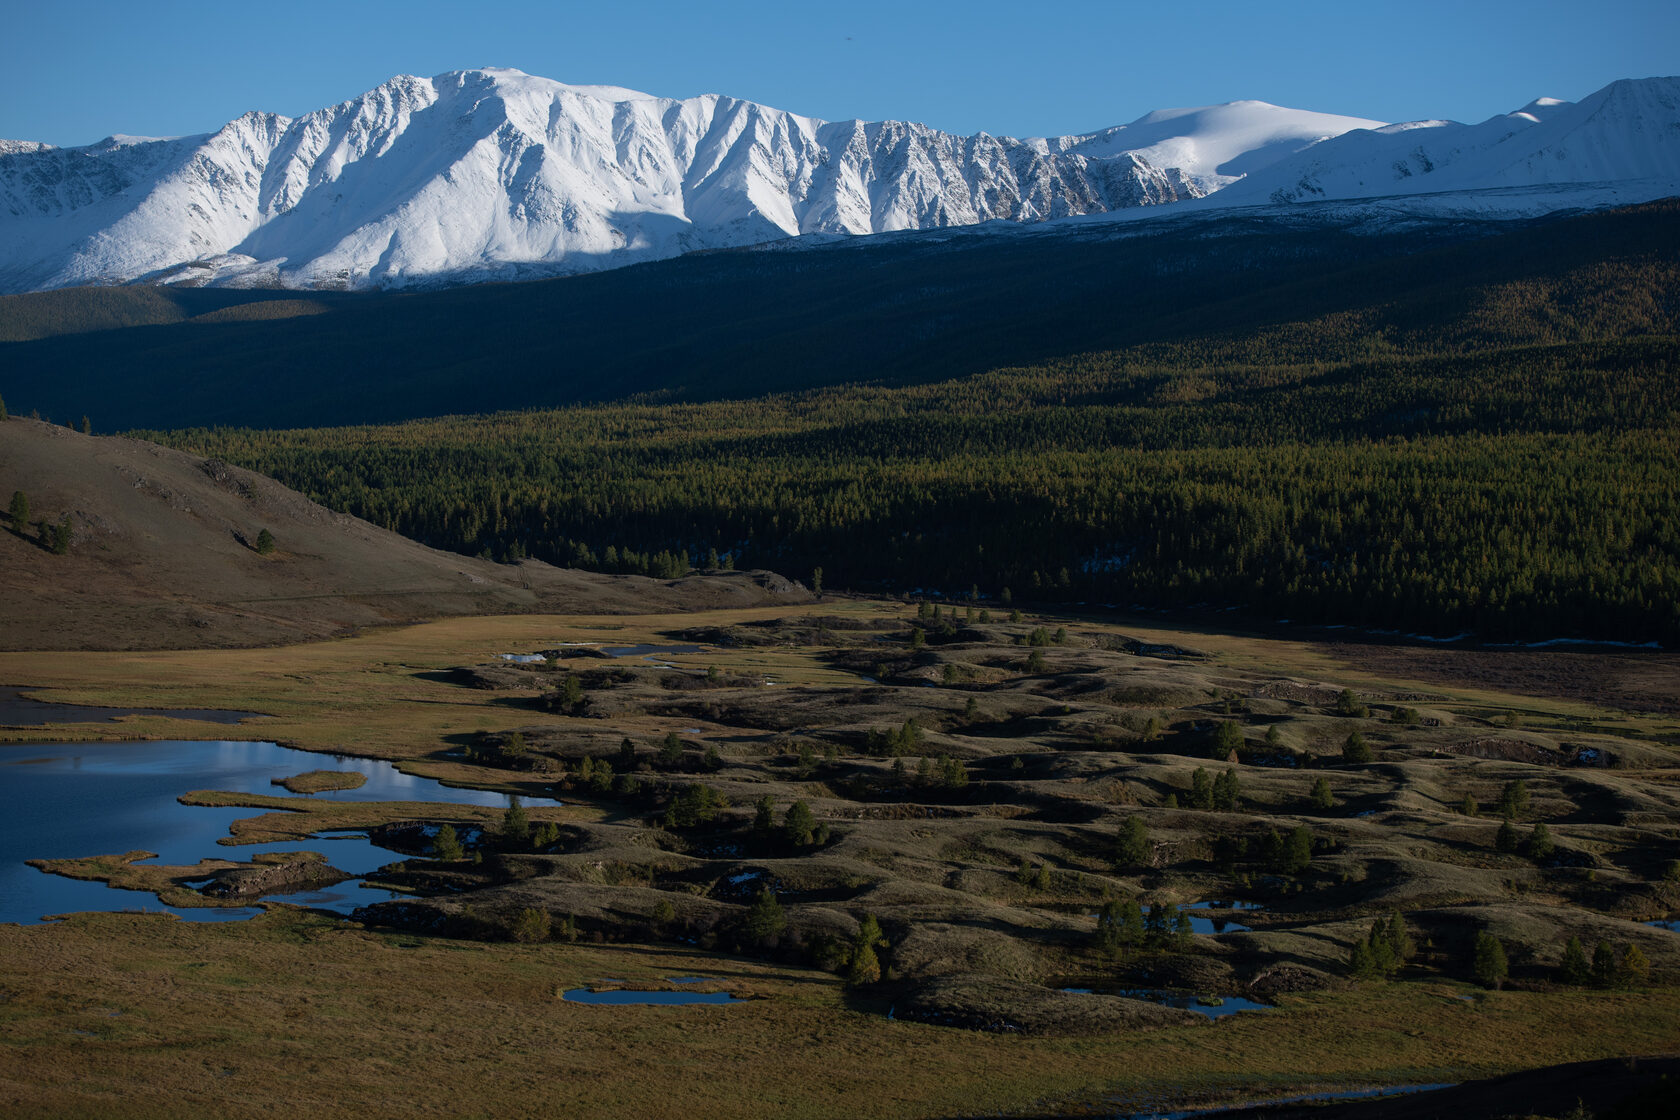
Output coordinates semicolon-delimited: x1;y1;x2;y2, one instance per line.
502;799;530;845
510;907;551;943
1116;817;1150;868
433;823;464;861
846;915;887;985
1473;931;1508;989
255;528;276;555
1591;940;1618;987
743;887;787;945
7;490;27;528
1310;777;1336;811
1559;935;1590;985
784;799;816;846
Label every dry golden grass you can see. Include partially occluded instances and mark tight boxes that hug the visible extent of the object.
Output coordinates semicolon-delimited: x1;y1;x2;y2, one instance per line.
1;909;1676;1120
5;604;1680;1118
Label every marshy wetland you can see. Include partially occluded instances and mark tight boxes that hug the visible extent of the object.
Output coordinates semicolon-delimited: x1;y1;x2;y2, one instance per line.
2;600;1678;1117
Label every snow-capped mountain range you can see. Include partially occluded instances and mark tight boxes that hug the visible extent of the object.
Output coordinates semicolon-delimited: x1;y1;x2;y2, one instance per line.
1;69;1676;293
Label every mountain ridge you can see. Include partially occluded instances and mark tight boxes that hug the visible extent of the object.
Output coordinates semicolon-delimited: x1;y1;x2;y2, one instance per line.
2;70;1676;296
0;68;1378;293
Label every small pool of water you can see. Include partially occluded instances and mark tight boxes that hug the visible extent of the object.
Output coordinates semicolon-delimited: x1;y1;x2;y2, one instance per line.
560;988;744;1006
1;739;530;925
1647;919;1680;932
1182;900;1261;935
1185;900;1264;911
600;644;704;659
0;685;264;725
1111;1081;1456;1119
1064;988;1270;1020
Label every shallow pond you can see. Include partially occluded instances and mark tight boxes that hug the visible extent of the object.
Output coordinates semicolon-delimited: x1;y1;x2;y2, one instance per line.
0;685;264;725
0;739;527;925
600;644;704;659
560;988;744;1006
1063;988;1271;1020
1647;919;1680;932
1182;900;1262;935
1111;1080;1456;1119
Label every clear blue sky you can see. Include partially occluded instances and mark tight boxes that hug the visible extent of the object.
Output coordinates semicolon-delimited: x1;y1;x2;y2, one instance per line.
4;0;1673;147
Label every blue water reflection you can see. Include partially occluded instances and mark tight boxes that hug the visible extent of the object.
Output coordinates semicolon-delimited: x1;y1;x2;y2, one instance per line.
0;739;529;925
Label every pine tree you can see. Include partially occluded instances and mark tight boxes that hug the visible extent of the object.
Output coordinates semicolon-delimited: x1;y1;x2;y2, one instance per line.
1473;931;1508;988
1498;779;1530;820
1524;822;1555;860
1310;777;1335;811
1619;944;1650;987
502;799;530;845
1559;936;1590;985
555;673;585;714
1212;721;1243;756
510;907;551;943
1591;941;1617;987
1116;817;1150;868
7;490;26;529
1281;826;1314;874
846;915;887;985
1213;769;1241;811
255;528;276;555
50;516;71;555
1190;767;1214;810
1342;731;1372;764
743;887;786;945
433;823;464;861
784;800;815;846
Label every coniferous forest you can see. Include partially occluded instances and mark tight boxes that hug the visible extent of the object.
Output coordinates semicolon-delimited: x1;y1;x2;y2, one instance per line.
121;204;1680;647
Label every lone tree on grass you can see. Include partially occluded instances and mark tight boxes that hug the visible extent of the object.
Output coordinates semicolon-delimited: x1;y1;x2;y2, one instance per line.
1115;817;1150;868
1342;731;1373;764
785;800;816;846
1498;779;1530;820
1559;936;1590;985
1212;720;1243;756
1473;931;1508;988
743;887;787;946
846;914;887;986
433;823;464;861
255;528;276;555
50;515;71;555
502;799;530;845
7;490;26;529
1309;777;1336;811
510;907;551;943
1095;898;1146;957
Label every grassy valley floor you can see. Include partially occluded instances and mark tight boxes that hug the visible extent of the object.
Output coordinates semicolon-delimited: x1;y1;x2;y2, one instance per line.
1;602;1678;1118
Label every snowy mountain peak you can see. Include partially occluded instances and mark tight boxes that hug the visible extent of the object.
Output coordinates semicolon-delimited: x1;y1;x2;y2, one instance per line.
1203;75;1680;212
1;70;1675;294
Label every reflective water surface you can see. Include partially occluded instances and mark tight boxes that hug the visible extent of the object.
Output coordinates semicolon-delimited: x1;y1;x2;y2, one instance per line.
0;739;523;925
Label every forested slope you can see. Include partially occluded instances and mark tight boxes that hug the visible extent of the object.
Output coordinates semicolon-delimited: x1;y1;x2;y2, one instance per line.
6;200;1675;429
142;203;1680;646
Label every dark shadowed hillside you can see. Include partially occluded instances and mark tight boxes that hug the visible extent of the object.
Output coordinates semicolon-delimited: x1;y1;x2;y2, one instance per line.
2;201;1675;430
0;418;809;650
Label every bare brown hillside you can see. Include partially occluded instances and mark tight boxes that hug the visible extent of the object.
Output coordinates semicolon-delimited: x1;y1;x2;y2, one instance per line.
0;418;809;650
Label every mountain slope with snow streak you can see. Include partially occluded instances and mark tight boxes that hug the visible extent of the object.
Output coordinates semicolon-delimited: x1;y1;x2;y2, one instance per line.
1208;76;1680;211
